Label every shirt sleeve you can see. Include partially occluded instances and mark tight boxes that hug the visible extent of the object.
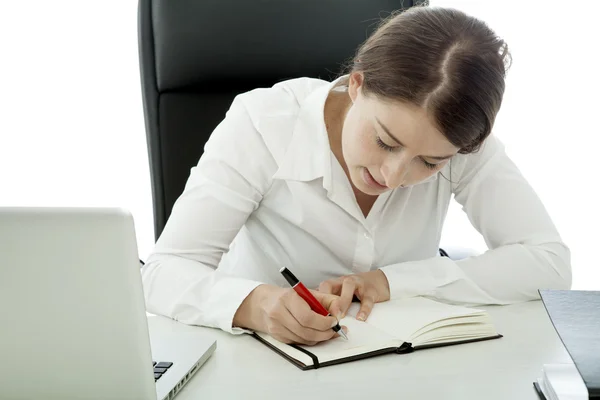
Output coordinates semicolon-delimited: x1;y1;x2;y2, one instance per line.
141;95;276;334
380;135;572;305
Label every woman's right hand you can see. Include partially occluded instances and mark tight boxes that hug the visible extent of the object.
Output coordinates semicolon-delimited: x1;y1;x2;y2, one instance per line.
233;284;348;345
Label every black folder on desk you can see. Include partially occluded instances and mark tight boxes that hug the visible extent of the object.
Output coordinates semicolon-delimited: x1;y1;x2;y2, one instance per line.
534;290;600;399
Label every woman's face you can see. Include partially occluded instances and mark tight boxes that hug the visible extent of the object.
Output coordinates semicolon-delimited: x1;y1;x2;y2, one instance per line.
340;73;460;196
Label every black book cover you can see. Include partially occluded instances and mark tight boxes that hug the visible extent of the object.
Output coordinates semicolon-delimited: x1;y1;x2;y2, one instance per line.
252;332;502;370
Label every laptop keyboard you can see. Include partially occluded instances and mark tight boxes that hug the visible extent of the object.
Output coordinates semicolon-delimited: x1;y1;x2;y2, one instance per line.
153;361;173;381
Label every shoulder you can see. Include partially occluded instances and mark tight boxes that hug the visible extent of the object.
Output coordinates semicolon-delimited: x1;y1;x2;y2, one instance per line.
449;134;512;192
453;134;504;166
224;76;331;162
233;77;329;123
203;76;331;169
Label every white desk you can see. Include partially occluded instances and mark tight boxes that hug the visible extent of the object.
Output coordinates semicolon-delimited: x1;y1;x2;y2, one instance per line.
149;300;571;400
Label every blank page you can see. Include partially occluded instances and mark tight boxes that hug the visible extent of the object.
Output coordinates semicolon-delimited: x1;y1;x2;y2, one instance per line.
255;316;400;366
296;317;400;363
355;297;486;342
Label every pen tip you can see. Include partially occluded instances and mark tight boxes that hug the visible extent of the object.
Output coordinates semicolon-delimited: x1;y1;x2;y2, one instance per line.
338;329;348;341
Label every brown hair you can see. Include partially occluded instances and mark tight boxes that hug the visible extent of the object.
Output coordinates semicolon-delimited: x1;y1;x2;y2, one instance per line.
342;6;511;154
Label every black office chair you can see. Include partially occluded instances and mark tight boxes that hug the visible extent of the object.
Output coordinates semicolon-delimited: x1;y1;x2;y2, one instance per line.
137;0;428;241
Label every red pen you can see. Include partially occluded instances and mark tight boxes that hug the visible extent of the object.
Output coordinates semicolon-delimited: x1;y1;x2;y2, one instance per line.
279;266;348;340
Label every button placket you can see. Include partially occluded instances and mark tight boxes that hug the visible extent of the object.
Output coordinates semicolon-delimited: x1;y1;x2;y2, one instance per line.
352;227;375;273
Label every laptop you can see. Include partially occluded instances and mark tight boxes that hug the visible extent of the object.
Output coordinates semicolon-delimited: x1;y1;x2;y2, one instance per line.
0;207;216;400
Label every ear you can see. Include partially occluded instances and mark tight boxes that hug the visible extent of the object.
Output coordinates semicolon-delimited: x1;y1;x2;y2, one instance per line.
347;72;364;103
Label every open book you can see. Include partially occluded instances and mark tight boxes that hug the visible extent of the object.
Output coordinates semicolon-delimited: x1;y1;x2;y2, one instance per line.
253;296;502;370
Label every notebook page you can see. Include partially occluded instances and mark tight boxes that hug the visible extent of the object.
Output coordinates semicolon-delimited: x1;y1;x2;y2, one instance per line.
296;317;400;363
358;297;485;342
414;323;497;345
255;317;400;366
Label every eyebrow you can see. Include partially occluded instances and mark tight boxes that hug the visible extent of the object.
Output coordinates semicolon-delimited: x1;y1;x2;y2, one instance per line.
375;118;455;161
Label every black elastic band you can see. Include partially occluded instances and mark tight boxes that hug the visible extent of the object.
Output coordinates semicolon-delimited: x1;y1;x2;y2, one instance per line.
290;344;320;369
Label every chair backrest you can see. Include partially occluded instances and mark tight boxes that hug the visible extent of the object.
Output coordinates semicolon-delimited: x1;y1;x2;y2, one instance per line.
138;0;427;240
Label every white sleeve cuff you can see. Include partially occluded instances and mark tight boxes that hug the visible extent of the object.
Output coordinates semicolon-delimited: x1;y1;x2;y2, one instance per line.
142;255;263;335
379;256;465;300
209;277;263;335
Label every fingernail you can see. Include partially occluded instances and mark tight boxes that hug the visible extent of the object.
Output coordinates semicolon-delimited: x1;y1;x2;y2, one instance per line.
331;319;339;328
341;312;346;319
357;312;365;321
335;313;343;321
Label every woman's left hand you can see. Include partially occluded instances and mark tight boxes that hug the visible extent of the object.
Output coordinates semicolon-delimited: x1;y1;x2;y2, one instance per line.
317;269;390;322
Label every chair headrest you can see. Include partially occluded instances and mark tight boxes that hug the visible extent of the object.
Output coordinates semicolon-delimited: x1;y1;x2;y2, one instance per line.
149;0;408;91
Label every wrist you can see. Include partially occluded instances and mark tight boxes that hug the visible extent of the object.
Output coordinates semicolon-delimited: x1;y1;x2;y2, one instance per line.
233;284;277;331
375;269;391;301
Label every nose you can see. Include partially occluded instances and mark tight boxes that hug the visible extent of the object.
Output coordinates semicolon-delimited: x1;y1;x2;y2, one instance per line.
381;156;410;189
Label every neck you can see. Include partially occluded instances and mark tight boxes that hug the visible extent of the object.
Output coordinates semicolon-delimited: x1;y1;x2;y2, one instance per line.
324;89;352;174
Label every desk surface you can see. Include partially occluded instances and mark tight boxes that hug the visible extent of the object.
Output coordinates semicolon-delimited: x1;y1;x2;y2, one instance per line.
149;300;571;400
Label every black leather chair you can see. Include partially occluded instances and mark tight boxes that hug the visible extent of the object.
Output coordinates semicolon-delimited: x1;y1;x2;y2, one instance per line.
138;0;428;241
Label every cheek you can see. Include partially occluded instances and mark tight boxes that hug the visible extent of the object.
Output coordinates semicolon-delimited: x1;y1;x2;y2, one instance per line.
343;127;378;167
405;162;447;185
341;110;360;153
342;110;376;159
406;169;430;184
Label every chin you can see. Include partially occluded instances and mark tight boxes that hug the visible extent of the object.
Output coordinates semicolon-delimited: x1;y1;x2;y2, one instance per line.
351;171;387;196
357;184;382;196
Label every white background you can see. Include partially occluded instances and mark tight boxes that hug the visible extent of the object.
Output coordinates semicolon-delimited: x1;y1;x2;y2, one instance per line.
434;0;600;289
1;1;598;289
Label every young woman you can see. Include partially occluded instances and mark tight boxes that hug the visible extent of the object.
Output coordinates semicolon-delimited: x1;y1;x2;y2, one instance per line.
141;6;571;346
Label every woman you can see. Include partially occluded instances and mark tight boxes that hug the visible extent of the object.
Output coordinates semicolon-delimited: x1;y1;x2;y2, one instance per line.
141;6;571;346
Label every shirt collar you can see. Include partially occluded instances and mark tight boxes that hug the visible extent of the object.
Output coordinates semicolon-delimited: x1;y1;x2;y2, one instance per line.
271;75;440;189
272;76;345;182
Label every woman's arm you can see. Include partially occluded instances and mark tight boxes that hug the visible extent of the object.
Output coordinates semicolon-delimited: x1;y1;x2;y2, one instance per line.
141;93;345;344
141;95;275;334
380;135;571;305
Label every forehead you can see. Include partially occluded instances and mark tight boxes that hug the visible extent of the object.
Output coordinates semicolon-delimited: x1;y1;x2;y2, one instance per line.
365;95;459;155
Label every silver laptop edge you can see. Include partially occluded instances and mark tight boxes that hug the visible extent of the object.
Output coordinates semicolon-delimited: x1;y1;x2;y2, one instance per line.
0;207;215;400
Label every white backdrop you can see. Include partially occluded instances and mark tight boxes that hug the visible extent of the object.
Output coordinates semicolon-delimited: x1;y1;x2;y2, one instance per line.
1;1;598;289
435;0;600;289
0;1;155;259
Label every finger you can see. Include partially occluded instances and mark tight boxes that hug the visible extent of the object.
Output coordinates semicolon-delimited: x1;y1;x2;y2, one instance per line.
318;280;334;294
339;326;349;337
356;290;376;321
339;277;358;318
311;290;343;320
273;324;318;346
318;278;343;295
265;295;316;344
274;301;349;344
284;295;339;342
289;292;340;331
275;302;327;344
291;313;339;343
330;325;350;340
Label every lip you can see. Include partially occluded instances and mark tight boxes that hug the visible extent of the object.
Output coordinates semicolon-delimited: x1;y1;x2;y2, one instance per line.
362;168;388;190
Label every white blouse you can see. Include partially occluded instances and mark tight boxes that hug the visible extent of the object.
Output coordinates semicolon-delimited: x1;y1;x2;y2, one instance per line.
141;76;571;334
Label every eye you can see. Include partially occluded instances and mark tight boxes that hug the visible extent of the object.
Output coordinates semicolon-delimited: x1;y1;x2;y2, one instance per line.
422;159;441;170
375;136;395;152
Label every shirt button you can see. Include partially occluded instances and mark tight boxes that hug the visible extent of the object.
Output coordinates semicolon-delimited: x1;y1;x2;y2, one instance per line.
364;232;370;239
